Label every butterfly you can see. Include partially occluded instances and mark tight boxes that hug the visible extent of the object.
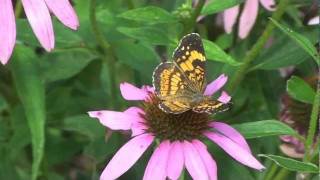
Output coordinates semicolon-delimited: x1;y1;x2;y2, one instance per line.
152;33;230;114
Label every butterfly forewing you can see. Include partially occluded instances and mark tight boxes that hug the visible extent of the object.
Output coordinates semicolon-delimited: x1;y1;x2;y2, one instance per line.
192;100;230;114
173;33;207;93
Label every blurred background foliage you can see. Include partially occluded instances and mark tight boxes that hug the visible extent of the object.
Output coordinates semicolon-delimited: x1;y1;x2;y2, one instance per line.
0;0;318;180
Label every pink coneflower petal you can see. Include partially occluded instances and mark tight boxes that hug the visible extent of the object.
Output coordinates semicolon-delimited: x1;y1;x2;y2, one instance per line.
308;16;320;26
167;141;184;180
44;0;79;30
259;0;276;11
238;0;259;39
88;108;143;130
193;140;217;180
101;134;154;180
21;0;54;51
45;0;79;30
120;82;150;101
0;0;16;65
204;74;228;96
183;141;209;180
209;122;251;153
223;6;240;34
143;140;170;180
205;131;265;170
218;91;231;104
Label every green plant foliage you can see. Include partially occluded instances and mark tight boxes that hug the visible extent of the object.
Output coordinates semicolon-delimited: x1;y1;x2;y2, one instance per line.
0;0;318;180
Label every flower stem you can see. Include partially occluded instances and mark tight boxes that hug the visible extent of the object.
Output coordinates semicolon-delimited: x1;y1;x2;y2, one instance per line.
227;0;289;92
89;0;119;109
273;168;290;180
181;0;206;36
304;68;320;162
264;163;278;180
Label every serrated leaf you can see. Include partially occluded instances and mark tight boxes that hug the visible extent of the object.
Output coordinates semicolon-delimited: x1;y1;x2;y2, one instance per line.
270;18;320;66
232;120;297;139
10;45;46;180
117;27;173;45
118;6;177;24
201;0;244;15
203;39;242;66
259;154;319;173
287;76;315;104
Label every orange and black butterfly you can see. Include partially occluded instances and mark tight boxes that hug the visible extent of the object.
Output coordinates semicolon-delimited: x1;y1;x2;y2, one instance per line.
152;33;230;114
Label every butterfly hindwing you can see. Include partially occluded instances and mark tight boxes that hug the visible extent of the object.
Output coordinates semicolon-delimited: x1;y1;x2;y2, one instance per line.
173;33;206;93
192;99;230;114
152;62;194;113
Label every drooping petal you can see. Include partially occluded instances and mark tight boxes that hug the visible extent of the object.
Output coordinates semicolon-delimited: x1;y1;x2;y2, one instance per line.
88;108;143;130
218;91;231;104
101;134;154;180
21;0;54;51
143;140;171;180
259;0;276;11
223;6;240;33
44;0;79;30
308;16;320;26
183;141;209;180
205;131;265;170
204;74;228;96
167;141;184;180
209;122;251;153
238;0;259;39
120;82;150;101
193;140;217;180
0;0;16;65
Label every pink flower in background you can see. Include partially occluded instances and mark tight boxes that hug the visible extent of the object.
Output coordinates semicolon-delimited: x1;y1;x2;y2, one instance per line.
223;0;276;39
88;74;265;180
0;0;79;65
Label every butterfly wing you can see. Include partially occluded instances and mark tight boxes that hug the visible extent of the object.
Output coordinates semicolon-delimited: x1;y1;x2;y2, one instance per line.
192;99;231;114
173;33;207;93
153;62;194;113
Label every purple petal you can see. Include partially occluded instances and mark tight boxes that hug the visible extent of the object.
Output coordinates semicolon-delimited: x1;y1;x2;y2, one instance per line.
101;134;154;180
238;0;259;39
218;91;231;104
193;140;217;180
209;122;251;153
183;141;209;180
143;140;171;180
0;0;16;65
204;74;228;96
308;16;319;26
88;108;143;130
123;107;147;136
259;0;276;11
44;0;79;30
205;131;265;170
223;6;240;33
167;141;184;180
21;0;55;51
120;82;150;101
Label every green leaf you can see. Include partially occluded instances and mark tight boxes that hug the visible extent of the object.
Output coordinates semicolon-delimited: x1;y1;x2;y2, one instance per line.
63;115;105;139
201;0;244;15
10;45;46;180
270;18;320;66
287;76;316;104
40;48;96;83
117;27;173;45
259;154;319;173
232;120;297;139
203;39;242;66
118;6;177;24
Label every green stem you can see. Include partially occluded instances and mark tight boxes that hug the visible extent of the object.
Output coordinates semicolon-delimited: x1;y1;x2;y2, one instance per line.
89;0;119;108
273;168;290;180
181;0;206;36
264;163;278;180
227;0;289;92
14;0;23;17
304;68;320;162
